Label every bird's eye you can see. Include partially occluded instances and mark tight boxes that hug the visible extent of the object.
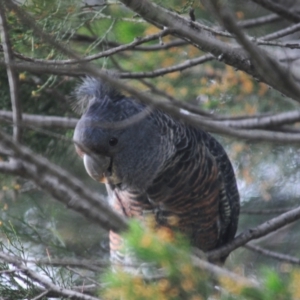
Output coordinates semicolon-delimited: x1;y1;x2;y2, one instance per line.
109;137;118;146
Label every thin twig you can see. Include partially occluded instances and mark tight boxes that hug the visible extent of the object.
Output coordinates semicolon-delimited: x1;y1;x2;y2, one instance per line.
15;28;173;65
0;251;102;300
261;23;300;41
245;244;300;265
30;290;50;300
250;0;300;23
0;110;78;129
241;208;297;215
237;13;281;29
209;110;300;129
0;53;214;79
67;267;102;287
191;254;260;288
69;34;188;51
119;54;214;78
256;40;300;49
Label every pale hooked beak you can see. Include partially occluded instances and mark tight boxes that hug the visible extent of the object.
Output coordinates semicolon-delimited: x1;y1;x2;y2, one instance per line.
83;154;111;183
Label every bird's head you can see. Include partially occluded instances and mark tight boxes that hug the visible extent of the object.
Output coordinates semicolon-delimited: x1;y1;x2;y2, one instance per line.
73;77;167;190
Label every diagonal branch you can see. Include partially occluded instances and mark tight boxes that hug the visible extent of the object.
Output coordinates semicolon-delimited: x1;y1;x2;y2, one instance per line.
250;0;300;23
68;34;188;52
16;28;174;65
245;244;300;265
0;130;128;233
207;205;300;261
0;55;215;79
191;253;260;288
261;23;300;41
119;54;214;78
237;13;281;28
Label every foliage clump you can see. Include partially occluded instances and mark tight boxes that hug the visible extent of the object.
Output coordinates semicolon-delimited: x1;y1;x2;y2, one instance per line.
101;220;300;300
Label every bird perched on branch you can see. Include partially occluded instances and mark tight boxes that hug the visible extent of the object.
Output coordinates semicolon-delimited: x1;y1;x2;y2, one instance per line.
73;77;240;264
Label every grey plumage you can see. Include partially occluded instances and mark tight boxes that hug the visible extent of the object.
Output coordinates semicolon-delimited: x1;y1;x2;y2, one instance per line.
74;77;240;264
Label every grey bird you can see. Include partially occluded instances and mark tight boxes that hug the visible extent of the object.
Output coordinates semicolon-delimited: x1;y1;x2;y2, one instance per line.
73;77;240;265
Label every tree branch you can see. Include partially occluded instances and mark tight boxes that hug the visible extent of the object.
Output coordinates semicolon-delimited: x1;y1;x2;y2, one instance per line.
207;206;300;261
191;254;260;288
205;0;300;103
245;244;300;265
68;34;188;52
0;53;214;79
261;23;300;41
0;110;78;129
6;0;300;146
0;130;128;233
119;54;214;78
237;13;281;28
208;109;300;129
241;207;296;215
250;0;300;23
0;2;22;143
15;28;174;65
118;0;300;102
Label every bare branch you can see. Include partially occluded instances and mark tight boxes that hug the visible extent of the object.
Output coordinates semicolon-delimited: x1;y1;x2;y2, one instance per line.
256;40;300;49
261;23;300;41
0;54;215;79
245;244;300;265
29;258;109;271
30;290;50;300
191;254;260;288
250;0;300;23
3;105;300;143
16;28;174;65
209;109;300;129
69;34;188;52
237;13;281;28
130;39;187;51
241;207;296;215
207;205;300;261
119;54;214;78
0;60;85;76
2;106;300;133
0;110;78;129
0;2;22;142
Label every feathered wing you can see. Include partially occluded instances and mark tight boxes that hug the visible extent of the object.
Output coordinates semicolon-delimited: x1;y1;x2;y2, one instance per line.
146;128;227;251
203;131;240;249
108;124;239;264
